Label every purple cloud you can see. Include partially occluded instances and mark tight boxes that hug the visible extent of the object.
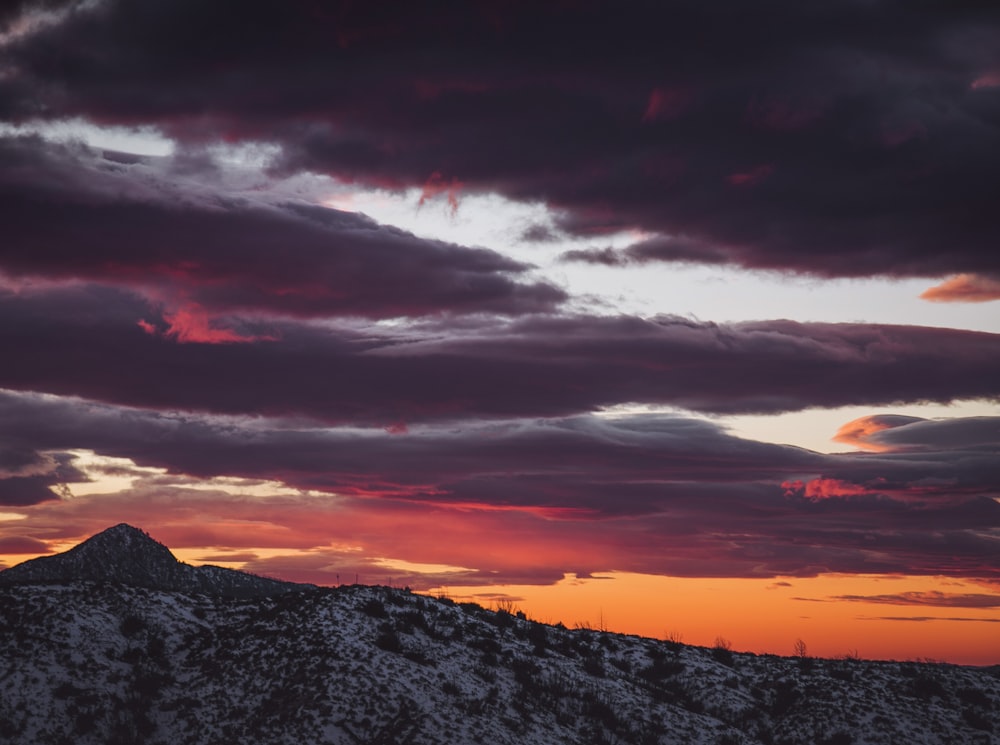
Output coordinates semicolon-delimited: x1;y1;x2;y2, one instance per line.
0;136;564;321
2;286;999;424
0;390;996;582
4;1;999;279
832;592;1000;608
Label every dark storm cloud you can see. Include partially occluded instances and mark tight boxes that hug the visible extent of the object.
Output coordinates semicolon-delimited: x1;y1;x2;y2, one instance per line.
0;0;997;590
0;452;85;506
0;476;62;506
4;0;999;278
0;136;564;320
0;389;997;581
2;284;999;423
0;390;826;508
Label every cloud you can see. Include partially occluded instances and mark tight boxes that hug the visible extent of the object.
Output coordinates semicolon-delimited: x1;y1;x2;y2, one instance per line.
921;274;1000;303
196;552;260;563
559;236;729;267
157;303;277;344
0;535;51;553
3;1;999;279
0;0;998;595
0;136;564;321
0;390;997;584
0;452;86;506
832;591;1000;608
833;415;927;452
2;287;999;424
834;415;1000;454
559;247;629;267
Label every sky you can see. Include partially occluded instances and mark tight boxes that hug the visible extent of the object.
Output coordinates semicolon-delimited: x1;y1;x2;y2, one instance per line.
0;0;998;664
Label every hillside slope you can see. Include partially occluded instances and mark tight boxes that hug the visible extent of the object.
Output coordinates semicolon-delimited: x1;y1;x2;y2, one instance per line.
1;579;997;745
1;526;997;744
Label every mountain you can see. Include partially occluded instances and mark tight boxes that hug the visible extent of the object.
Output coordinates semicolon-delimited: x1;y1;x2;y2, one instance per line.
0;523;306;599
0;527;997;745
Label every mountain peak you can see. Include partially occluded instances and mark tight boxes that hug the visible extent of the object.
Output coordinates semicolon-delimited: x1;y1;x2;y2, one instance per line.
0;524;308;598
97;522;153;539
78;523;173;555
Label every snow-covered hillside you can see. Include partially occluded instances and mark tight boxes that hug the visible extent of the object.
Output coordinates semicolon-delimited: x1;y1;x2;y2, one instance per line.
0;528;997;745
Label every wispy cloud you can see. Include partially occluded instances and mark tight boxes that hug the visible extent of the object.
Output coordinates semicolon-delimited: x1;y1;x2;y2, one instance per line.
835;592;1000;609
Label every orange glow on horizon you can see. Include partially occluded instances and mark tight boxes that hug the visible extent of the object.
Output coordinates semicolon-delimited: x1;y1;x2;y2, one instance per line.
4;533;998;666
426;572;1000;666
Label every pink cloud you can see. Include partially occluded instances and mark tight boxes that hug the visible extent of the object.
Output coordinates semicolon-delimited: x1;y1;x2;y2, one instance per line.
418;171;462;215
833;415;921;452
781;478;871;501
971;72;1000;90
161;304;269;344
920;274;1000;303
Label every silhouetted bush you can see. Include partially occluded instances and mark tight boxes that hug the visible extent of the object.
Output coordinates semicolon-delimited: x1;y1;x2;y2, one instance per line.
828;665;855;683
468;636;502;655
362;598;388;618
375;630;402;653
73;707;99;736
910;675;945;700
146;634;167;664
711;637;734;667
527;622;548;653
511;657;541;689
610;657;632;674
770;680;801;716
492;609;515;631
120;614;145;638
582;690;619;731
396;609;428;633
640;656;685;682
583;654;605;677
957;686;991;708
53;682;85;699
385;591;406;607
963;707;993;732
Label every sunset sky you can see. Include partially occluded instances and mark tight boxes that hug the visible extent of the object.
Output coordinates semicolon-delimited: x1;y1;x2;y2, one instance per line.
1;1;998;665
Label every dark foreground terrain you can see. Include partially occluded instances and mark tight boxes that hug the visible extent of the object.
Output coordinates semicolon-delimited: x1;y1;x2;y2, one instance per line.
1;526;997;744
